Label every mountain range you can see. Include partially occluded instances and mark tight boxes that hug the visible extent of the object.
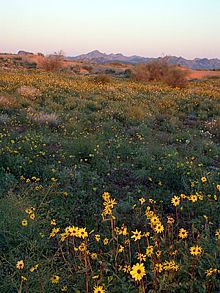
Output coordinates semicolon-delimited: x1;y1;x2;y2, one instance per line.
69;50;220;70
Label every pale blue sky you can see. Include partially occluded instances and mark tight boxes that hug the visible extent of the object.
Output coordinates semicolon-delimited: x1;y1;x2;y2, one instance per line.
1;0;220;58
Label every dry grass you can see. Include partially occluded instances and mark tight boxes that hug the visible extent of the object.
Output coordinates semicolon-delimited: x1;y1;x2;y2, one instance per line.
27;107;59;126
125;105;146;120
17;86;41;100
0;95;16;108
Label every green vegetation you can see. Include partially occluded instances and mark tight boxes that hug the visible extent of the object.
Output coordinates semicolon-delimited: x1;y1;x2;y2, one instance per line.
0;70;219;292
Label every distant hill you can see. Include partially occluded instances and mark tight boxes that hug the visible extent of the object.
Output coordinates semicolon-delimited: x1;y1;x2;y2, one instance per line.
69;50;151;64
69;50;220;70
18;50;34;55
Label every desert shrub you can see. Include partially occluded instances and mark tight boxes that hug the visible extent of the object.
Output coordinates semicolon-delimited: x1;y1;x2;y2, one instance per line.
132;59;188;87
132;64;151;81
82;65;93;72
164;66;188;88
19;61;37;69
93;74;112;84
132;60;169;82
105;68;116;74
40;52;64;72
69;65;80;73
145;59;170;81
124;68;132;78
17;86;41;100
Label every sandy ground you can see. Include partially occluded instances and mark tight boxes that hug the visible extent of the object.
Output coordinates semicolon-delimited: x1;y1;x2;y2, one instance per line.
187;69;220;79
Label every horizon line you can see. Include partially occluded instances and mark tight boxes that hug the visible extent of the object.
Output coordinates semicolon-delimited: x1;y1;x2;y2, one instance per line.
1;49;220;61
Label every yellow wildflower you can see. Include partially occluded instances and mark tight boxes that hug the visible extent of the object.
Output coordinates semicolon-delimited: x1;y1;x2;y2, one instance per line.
118;245;124;253
78;228;88;239
93;285;105;293
95;234;101;242
205;268;219;277
137;253;146;262
50;227;60;238
178;228;188;239
215;229;220;240
50;275;60;284
189;194;198;202
139;197;146;204
171;195;180;207
79;242;87;252
25;208;32;214
21;219;28;226
102;192;110;201
21;275;27;282
16;260;24;270
120;225;128;236
154;263;163;273
103;238;109;245
130;263;146;282
150;216;160;226
190;245;202;256
91;253;98;260
50;219;57;226
30;264;39;272
156;250;162;257
131;229;142;241
163;260;179;271
155;223;164;233
146;245;154;257
68;226;79;237
29;213;35;220
123;264;131;273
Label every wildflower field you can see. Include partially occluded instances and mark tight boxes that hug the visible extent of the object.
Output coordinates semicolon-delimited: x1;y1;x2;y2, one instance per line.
0;70;219;292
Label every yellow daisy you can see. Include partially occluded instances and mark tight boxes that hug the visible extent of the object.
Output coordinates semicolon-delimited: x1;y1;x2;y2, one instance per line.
50;275;60;284
130;263;146;282
93;285;105;293
178;228;188;239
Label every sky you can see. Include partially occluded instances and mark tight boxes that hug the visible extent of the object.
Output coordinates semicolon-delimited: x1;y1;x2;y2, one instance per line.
1;0;220;59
